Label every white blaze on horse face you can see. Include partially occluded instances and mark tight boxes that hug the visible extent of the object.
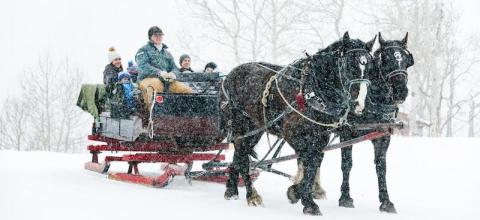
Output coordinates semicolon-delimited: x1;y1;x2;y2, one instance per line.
355;82;368;114
394;51;403;68
359;56;367;78
355;56;368;114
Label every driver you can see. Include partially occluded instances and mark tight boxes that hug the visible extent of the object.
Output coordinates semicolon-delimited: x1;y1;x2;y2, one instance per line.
136;26;192;106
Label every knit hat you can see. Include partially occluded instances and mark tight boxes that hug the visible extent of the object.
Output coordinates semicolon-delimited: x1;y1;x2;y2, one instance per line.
179;54;191;65
148;26;164;39
108;47;121;63
127;60;138;74
117;71;131;81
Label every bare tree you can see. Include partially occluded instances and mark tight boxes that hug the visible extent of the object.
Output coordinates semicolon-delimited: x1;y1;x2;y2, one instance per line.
302;0;347;39
349;0;480;137
467;99;480;137
1;54;90;152
261;0;305;63
54;58;90;153
184;0;307;65
0;99;28;150
0;117;5;150
21;55;59;151
186;0;248;64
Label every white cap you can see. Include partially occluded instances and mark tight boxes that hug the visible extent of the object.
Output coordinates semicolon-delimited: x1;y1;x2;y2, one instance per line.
108;46;121;63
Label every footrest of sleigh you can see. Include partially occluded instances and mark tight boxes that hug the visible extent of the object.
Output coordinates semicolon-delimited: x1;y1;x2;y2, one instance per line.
108;168;176;188
191;169;261;186
84;162;110;174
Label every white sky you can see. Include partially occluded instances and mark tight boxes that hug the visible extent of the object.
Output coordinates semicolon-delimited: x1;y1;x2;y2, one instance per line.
0;0;479;103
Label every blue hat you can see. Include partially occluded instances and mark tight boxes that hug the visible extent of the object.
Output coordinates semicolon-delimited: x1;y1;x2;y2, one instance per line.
127;60;138;74
117;71;131;81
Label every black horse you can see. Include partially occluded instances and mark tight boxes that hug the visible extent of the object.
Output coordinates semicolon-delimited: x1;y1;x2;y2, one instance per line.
304;32;413;213
222;32;376;215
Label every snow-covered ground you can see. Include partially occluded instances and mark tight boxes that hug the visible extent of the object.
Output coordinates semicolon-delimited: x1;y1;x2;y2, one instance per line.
1;137;479;220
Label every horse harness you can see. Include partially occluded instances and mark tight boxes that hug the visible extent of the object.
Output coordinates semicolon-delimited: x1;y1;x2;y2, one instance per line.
223;47;374;141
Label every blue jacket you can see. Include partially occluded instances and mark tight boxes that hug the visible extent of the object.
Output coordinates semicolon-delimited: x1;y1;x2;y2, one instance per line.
135;41;179;81
122;82;135;109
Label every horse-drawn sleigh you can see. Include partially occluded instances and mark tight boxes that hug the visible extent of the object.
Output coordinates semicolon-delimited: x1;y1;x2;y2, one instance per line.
79;31;413;215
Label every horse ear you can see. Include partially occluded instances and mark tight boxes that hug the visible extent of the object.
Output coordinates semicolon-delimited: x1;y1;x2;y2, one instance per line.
343;31;350;45
366;35;377;52
378;32;386;46
402;32;409;47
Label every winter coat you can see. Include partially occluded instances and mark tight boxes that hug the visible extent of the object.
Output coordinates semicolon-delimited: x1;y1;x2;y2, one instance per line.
103;64;123;85
122;82;135;109
179;67;194;73
135;41;179;81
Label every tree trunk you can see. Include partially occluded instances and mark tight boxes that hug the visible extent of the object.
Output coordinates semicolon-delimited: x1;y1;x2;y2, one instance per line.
468;101;476;137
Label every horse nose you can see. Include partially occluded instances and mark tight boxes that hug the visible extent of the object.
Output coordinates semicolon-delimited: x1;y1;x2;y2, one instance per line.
354;101;365;114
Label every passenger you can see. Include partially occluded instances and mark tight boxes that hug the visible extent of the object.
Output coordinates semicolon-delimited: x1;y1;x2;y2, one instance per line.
179;54;194;73
204;62;217;73
136;26;192;106
103;47;123;85
127;60;139;83
117;71;136;113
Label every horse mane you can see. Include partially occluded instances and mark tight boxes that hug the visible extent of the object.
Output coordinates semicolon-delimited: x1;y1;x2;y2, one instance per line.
256;62;284;71
317;38;367;54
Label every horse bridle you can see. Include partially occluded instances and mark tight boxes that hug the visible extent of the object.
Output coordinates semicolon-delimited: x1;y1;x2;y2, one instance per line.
302;48;373;118
336;48;373;100
376;45;412;83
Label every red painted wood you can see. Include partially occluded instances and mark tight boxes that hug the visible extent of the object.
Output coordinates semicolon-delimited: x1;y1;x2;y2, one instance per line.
104;156;123;162
87;142;229;153
108;168;176;187
122;153;225;163
109;173;158;186
362;131;387;141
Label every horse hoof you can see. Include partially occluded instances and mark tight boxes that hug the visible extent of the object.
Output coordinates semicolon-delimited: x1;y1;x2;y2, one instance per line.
380;201;397;213
339;196;355;208
287;185;300;204
225;194;239;200
313;184;327;200
247;189;264;207
313;190;327;200
224;189;239;200
303;205;322;216
247;195;263;207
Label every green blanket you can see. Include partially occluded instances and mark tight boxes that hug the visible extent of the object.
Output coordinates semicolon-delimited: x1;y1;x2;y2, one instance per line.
76;84;106;119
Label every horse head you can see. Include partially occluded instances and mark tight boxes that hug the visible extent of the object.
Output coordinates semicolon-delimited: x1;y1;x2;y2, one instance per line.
309;31;376;119
374;32;414;104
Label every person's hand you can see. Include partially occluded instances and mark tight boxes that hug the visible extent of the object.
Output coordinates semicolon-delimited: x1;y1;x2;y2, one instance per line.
157;71;167;78
159;71;176;82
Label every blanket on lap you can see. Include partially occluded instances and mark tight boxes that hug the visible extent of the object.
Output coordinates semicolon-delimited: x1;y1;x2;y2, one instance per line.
77;84;106;119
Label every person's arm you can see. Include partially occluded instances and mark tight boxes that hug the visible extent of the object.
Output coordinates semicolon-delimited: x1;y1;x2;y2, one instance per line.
167;52;180;75
103;66;109;84
103;65;117;84
136;47;161;78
